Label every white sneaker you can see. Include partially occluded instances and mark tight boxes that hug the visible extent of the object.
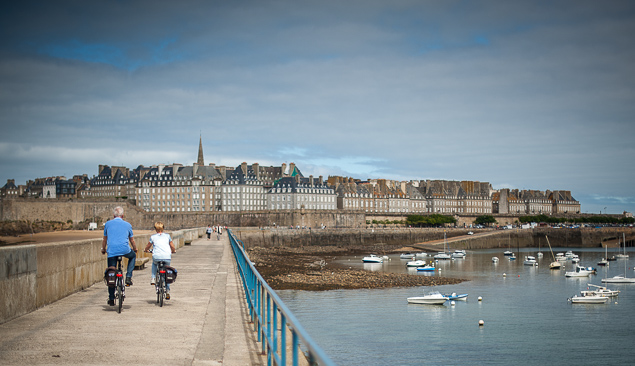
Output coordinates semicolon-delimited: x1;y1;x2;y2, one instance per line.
151;278;155;285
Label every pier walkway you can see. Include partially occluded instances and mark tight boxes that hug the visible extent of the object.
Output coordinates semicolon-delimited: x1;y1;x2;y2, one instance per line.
0;234;266;365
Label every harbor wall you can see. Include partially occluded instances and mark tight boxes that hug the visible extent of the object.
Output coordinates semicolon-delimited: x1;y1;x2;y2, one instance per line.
231;227;635;251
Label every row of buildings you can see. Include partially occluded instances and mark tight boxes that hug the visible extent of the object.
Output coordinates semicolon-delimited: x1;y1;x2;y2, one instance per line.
1;139;581;216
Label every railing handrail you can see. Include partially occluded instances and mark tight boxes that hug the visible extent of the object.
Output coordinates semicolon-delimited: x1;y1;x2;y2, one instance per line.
227;229;336;366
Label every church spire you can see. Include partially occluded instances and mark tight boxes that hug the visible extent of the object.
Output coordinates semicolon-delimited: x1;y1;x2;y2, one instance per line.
197;135;204;166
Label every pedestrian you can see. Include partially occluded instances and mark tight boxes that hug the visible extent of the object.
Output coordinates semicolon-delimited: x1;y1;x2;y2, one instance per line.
206;225;212;240
144;221;176;300
101;206;137;306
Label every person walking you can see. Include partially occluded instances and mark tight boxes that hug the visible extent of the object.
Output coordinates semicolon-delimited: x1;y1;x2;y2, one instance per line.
206;225;212;240
144;221;176;299
101;206;137;306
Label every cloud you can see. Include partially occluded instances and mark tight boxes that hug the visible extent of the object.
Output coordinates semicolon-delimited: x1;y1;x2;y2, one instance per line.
1;1;635;214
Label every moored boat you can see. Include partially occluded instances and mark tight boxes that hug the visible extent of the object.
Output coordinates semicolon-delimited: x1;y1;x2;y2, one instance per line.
523;256;537;266
580;284;620;297
565;265;595;277
362;254;383;263
569;294;609;304
451;250;466;259
445;292;468;301
406;260;427;267
416;264;436;272
407;291;448;305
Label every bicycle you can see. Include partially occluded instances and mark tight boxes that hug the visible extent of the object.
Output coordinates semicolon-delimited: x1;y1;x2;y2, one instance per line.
114;256;126;313
155;260;168;307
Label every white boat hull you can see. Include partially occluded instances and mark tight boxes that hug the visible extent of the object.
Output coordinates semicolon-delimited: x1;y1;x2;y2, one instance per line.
570;295;608;304
601;276;635;283
407;296;448;305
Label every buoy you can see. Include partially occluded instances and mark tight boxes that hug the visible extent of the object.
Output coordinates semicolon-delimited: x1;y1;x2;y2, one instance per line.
479;320;484;326
478;296;483;301
503;273;506;277
451;301;456;306
518;275;520;277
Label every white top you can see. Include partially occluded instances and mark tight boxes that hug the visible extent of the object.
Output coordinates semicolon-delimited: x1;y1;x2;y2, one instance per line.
149;232;172;260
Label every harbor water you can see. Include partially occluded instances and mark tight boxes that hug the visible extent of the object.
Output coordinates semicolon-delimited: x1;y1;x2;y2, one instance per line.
277;248;635;365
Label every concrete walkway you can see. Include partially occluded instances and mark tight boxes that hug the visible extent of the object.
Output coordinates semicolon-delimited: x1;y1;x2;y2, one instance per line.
0;234;266;365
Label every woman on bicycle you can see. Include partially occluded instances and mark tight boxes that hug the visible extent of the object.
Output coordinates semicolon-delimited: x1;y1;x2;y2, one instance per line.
144;222;176;299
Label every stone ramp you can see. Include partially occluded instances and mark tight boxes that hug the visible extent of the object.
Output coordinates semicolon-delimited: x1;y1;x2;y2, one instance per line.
0;235;266;365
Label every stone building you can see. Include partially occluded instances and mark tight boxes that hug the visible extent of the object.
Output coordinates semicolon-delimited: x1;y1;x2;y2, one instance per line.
418;180;493;214
267;175;336;211
548;190;581;214
0;179;19;200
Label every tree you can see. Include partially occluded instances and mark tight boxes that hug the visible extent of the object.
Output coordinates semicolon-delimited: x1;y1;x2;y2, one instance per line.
474;215;497;226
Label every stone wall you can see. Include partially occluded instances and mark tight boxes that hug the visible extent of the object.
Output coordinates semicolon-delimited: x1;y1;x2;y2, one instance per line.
0;227;204;324
231;227;635;251
0;199;365;230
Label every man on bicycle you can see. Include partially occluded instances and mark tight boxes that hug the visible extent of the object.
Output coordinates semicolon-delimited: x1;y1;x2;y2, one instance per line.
101;206;137;306
144;221;176;299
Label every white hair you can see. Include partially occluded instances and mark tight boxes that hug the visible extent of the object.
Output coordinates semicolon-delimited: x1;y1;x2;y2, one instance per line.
113;206;124;217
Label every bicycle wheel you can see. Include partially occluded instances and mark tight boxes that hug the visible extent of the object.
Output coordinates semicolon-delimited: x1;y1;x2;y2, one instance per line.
159;277;165;307
117;281;123;313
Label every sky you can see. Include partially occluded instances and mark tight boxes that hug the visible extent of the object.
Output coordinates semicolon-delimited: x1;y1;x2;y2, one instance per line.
1;1;634;215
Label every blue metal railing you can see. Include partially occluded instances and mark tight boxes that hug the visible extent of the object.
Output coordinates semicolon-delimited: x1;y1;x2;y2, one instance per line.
227;229;336;366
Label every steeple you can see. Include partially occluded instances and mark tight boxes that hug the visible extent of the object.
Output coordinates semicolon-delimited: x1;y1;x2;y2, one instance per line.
197;135;204;166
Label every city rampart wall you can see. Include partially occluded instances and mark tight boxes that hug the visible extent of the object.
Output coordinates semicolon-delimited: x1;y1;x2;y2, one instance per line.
0;227;204;324
0;200;365;230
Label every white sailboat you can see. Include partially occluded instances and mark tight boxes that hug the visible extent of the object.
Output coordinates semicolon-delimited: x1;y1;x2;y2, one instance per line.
545;236;562;269
433;232;452;260
601;239;635;283
616;233;629;258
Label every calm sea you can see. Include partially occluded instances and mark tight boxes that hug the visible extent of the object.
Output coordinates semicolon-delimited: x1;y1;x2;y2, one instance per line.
277;248;635;366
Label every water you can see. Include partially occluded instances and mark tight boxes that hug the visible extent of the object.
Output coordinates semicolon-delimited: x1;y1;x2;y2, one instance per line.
277;248;635;365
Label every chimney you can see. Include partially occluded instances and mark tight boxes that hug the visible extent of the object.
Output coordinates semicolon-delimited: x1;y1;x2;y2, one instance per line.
252;163;260;180
281;163;287;176
241;162;248;175
309;175;314;186
289;162;295;176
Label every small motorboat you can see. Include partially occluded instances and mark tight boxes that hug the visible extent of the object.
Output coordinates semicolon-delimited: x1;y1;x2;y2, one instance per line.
362;254;383;263
508;254;516;261
503;250;513;256
400;253;416;260
445;293;468;301
565;265;595;277
451;250;466;259
569;294;609;304
406;260;427;267
433;252;452;260
415;252;428;259
407;291;448;305
416;264;435;272
580;284;620;298
523;256;537;266
492;256;499;263
597;258;608;266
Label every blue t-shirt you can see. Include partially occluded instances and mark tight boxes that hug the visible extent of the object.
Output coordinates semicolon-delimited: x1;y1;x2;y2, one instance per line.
103;217;134;257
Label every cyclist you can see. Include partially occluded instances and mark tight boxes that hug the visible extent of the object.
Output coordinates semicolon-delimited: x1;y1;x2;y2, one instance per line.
144;221;176;299
101;206;137;306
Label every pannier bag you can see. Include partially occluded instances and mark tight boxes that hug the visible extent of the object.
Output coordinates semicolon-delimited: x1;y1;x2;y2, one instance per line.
164;266;178;284
104;266;118;287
